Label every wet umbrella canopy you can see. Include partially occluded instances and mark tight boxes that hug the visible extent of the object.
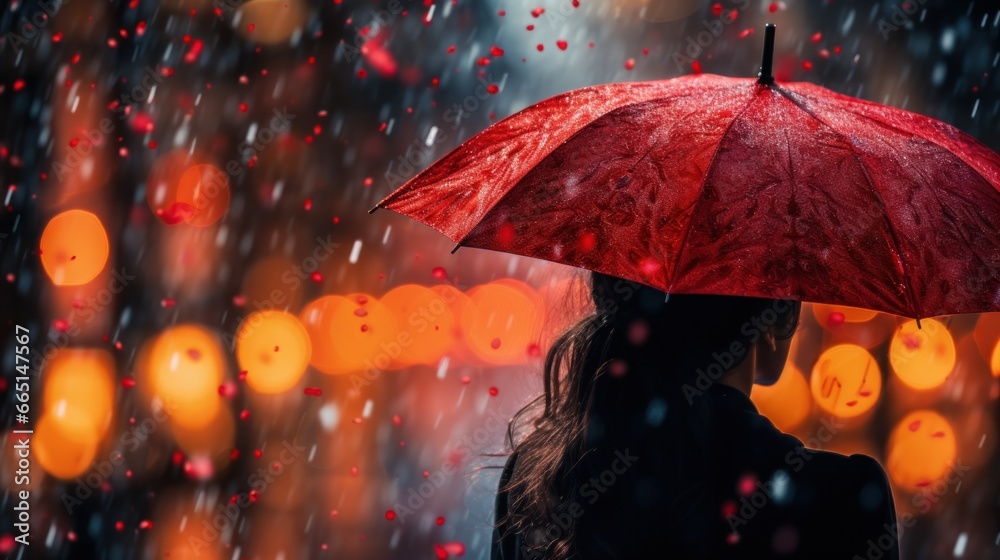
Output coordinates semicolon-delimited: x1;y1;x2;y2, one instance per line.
376;24;1000;320
2;1;1000;559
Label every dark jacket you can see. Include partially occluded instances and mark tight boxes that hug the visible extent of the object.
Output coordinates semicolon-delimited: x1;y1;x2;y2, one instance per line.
493;383;898;559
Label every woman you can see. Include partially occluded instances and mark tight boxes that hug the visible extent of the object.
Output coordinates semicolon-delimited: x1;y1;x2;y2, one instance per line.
493;273;897;559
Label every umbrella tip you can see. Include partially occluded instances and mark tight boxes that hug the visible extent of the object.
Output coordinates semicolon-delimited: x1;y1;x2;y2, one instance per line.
757;23;776;85
368;204;380;214
451;243;461;254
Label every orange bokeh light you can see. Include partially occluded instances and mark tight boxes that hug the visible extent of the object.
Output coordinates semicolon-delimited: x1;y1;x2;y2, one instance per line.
887;410;957;491
752;364;811;433
237;0;308;45
176;164;230;227
429;283;479;365
380;284;456;367
321;294;399;374
889;319;956;390
36;412;98;479
461;282;543;365
43;349;116;443
973;314;1000;377
40;209;110;285
237;311;312;393
146;151;229;226
149;324;227;427
810;344;882;418
300;295;351;374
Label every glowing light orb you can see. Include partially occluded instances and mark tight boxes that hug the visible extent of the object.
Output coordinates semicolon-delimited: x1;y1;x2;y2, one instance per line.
176;164;230;227
147;151;229;227
236;311;311;393
237;0;308;45
171;403;236;473
812;303;878;328
323;294;399;374
461;282;543;365
149;324;226;427
430;284;478;364
972;314;1000;377
36;413;98;479
40;210;110;285
380;284;456;366
887;410;957;491
43;349;116;442
751;364;811;432
300;295;351;374
810;344;882;418
889;319;955;390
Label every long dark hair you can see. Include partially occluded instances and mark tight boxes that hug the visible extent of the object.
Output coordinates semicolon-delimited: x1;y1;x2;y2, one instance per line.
501;272;799;558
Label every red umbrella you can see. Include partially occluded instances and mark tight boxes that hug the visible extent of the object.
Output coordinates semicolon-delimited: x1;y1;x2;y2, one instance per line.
373;25;1000;320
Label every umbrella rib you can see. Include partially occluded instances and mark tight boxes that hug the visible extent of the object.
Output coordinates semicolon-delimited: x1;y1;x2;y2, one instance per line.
666;88;760;294
847;110;1000;206
900;154;1000;295
823;99;1000;199
774;87;921;319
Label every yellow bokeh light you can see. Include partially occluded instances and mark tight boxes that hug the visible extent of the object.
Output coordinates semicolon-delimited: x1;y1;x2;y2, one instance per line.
36;413;98;479
40;209;110;285
752;364;811;433
43;349;116;443
887;410;957;491
237;311;312;393
810;344;882;418
889;319;956;390
380;284;456;367
149;324;226;427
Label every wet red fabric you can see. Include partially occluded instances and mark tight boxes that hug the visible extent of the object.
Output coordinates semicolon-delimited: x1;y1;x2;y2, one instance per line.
376;74;1000;318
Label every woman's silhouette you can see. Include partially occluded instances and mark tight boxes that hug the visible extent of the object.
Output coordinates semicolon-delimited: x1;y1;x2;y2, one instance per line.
493;273;898;559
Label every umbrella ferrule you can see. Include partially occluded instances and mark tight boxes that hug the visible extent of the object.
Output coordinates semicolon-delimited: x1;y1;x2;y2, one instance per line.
757;23;776;85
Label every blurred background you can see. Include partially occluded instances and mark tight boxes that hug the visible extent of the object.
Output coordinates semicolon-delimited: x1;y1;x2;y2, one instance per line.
1;0;999;558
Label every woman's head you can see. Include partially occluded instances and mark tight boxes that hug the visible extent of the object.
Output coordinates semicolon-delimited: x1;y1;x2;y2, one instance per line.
589;272;800;388
502;272;800;557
